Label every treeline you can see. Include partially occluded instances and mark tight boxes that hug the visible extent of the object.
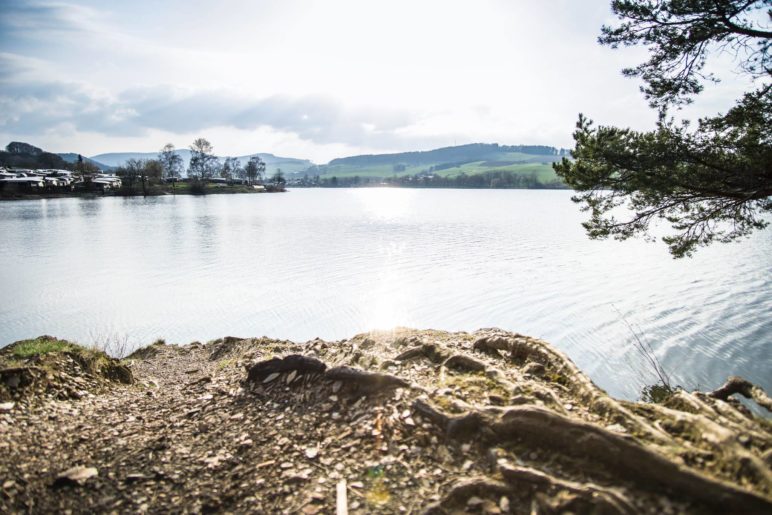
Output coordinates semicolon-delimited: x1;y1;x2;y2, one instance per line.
114;138;284;196
295;170;567;189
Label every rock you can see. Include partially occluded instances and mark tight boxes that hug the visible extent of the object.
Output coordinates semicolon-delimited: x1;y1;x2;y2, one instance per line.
305;446;319;459
0;402;14;412
467;496;484;506
54;466;98;486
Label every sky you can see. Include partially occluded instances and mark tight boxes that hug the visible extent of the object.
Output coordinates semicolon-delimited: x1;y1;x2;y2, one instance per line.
0;0;761;163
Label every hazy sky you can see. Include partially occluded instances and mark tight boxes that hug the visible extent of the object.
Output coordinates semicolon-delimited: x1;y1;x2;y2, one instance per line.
0;0;758;163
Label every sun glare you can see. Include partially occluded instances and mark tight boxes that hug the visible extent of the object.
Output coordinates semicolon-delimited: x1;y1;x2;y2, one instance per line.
353;187;416;221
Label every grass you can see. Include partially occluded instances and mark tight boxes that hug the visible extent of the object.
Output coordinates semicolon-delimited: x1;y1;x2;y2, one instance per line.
9;338;79;359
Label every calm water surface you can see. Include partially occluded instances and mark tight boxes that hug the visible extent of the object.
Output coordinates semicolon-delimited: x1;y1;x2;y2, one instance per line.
1;189;769;399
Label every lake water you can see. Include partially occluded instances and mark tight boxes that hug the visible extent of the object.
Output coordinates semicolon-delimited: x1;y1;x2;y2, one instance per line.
1;189;769;400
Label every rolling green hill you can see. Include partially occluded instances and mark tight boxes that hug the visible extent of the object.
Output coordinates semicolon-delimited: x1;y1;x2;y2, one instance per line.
301;143;568;185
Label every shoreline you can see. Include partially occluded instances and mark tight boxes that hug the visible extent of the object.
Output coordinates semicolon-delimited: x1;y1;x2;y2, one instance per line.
1;330;770;513
0;183;572;201
0;187;285;202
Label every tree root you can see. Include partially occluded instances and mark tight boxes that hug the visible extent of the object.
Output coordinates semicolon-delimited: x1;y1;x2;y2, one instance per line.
422;478;511;514
472;333;672;443
709;376;772;412
325;366;410;392
245;355;327;383
498;463;636;514
394;343;449;364
413;399;772;514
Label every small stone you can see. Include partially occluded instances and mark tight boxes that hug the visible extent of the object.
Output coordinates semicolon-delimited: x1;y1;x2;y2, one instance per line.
54;466;98;486
286;370;298;384
331;381;342;393
263;373;280;384
349;481;364;489
0;402;14;412
606;423;627;433
467;496;484;506
3;480;15;489
280;462;294;469
499;496;510;512
305;447;319;459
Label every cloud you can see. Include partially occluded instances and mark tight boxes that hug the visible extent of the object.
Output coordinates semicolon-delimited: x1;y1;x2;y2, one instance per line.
0;1;99;33
0;51;457;152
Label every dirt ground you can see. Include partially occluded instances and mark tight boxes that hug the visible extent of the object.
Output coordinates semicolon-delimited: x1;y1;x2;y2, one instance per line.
0;329;770;514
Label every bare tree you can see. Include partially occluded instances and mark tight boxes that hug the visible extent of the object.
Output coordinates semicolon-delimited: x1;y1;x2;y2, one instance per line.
188;138;217;182
158;143;183;193
244;155;266;186
221;157;242;181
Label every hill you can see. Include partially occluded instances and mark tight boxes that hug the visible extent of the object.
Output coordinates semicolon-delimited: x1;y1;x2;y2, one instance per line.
57;153;113;171
305;143;570;185
91;150;313;176
0;142;71;170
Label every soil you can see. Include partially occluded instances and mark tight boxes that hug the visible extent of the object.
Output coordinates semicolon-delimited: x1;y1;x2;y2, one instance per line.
0;329;770;514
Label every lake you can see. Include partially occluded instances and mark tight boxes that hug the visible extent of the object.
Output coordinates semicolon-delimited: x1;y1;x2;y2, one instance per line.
1;189;769;400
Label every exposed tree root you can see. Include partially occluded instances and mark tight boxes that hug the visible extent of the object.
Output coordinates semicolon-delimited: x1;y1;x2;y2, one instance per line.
423;478;511;514
394;343;450;364
413;398;772;514
498;463;636;515
246;354;327;382
238;330;771;513
324;366;410;392
472;333;672;442
709;376;772;412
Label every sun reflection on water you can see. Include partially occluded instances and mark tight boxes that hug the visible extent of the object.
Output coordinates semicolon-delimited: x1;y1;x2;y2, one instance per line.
352;187;417;221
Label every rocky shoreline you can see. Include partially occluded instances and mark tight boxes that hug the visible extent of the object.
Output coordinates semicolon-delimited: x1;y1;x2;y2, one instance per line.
1;330;770;514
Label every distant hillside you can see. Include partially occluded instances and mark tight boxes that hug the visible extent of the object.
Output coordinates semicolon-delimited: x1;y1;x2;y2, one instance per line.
91;150;313;176
307;143;569;184
58;153;113;171
0;142;70;170
328;143;567;168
